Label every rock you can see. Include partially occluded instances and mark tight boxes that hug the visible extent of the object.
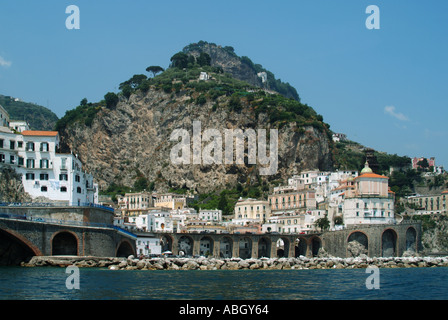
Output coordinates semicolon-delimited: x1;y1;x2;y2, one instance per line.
225;262;239;270
153;263;165;270
185;261;199;270
136;260;147;270
250;263;260;270
347;241;368;258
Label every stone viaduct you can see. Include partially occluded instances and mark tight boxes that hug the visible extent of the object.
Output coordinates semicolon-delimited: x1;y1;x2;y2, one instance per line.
149;222;422;259
0;202;422;265
0;205;136;265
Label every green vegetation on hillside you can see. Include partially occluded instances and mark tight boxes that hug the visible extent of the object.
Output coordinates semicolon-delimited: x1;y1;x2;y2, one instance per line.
55;98;103;133
0;94;59;130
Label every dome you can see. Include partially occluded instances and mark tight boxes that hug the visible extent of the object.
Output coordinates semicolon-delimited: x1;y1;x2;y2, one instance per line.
361;161;373;174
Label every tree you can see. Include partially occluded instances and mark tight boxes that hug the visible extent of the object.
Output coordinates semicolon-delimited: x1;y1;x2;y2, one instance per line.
417;158;429;171
121;85;132;99
146;65;164;78
333;215;343;225
80;98;88;106
170;52;189;69
104;92;119;109
197;52;211;67
315;215;330;231
119;74;147;90
218;192;230;215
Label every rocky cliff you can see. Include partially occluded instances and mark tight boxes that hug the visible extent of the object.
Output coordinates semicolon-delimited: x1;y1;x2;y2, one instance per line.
0;167;32;203
60;87;332;193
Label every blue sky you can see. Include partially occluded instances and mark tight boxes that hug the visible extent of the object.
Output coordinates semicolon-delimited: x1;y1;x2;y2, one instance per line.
0;1;447;168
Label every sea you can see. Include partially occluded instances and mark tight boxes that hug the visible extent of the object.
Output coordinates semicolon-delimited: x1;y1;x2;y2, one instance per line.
0;266;447;300
0;266;446;317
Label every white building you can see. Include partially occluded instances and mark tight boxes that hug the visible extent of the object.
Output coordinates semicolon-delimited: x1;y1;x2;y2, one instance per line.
0;115;98;204
9;120;30;133
136;235;162;257
198;209;222;222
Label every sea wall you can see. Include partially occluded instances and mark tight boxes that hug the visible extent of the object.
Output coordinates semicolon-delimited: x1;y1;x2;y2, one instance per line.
22;254;448;270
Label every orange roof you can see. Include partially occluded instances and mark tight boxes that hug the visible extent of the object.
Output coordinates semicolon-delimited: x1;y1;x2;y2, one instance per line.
356;173;389;179
442;190;448;194
21;130;59;137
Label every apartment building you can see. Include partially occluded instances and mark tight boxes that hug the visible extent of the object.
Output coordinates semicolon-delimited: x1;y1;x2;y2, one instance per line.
0;107;97;204
405;191;447;215
233;198;271;225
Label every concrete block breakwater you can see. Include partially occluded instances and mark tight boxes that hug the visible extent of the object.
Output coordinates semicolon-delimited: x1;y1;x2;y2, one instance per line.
23;255;448;270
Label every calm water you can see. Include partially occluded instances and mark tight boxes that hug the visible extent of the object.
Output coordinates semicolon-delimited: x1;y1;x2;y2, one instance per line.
0;266;447;300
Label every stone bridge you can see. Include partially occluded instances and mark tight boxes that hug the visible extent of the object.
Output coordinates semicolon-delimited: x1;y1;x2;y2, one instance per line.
149;222;422;259
0;205;136;265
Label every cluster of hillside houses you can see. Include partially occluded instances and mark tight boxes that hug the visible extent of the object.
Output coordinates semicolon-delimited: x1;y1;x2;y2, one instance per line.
1;103;447;257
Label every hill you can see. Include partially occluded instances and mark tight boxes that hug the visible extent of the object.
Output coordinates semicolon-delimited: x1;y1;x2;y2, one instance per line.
55;42;334;194
0;94;59;130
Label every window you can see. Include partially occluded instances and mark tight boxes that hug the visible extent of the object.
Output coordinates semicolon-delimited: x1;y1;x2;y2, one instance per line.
40;159;49;169
0;139;3;148
60;186;67;192
26;158;35;168
40;173;49;180
77;187;82;194
18;157;24;166
26;142;34;151
18;141;23;148
0;154;4;163
59;174;68;181
9;141;15;150
75;175;80;182
9;155;15;164
26;173;35;180
41;186;47;192
40;142;49;152
61;158;67;170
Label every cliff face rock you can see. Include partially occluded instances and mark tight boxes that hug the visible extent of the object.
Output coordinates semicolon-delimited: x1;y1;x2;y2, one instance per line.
0;167;32;203
60;88;333;193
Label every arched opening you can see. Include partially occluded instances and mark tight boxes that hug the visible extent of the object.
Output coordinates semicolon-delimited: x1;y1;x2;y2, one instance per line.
311;237;321;257
52;231;78;256
406;227;417;253
200;236;214;257
160;235;173;253
295;237;307;257
0;229;36;265
279;237;290;258
347;231;369;257
382;229;398;257
178;236;193;257
116;240;135;257
276;238;285;258
239;237;252;259
258;237;271;258
220;236;233;258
